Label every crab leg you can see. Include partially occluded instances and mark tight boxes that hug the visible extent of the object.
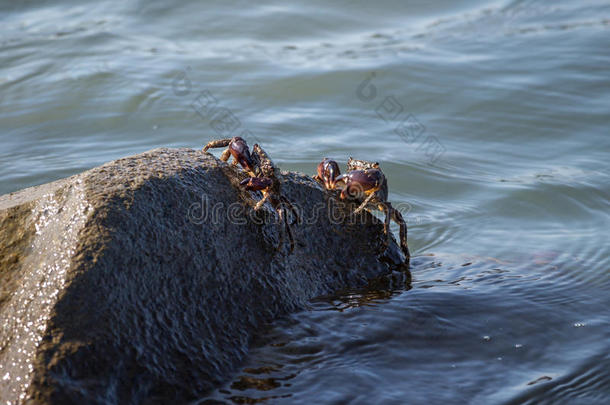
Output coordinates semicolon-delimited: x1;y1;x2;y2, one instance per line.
252;144;276;176
384;202;410;259
381;203;391;236
280;196;299;225
378;202;410;260
255;191;270;211
240;177;273;210
275;205;295;253
391;206;410;259
353;191;376;214
202;138;232;152
221;149;232;162
283;209;295;253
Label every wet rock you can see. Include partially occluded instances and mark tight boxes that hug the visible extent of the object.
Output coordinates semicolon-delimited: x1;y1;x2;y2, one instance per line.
0;148;408;404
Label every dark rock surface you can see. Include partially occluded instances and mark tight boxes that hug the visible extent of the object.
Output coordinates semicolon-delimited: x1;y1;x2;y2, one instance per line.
0;148;408;404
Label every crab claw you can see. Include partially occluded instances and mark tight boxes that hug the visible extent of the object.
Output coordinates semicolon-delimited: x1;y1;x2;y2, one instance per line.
240;176;273;191
339;169;383;199
230;136;256;174
317;158;341;190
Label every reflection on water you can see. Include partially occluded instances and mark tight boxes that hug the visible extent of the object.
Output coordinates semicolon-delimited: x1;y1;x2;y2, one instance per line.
1;0;609;403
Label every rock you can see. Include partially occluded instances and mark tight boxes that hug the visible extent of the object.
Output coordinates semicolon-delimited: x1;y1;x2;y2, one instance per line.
0;148;409;404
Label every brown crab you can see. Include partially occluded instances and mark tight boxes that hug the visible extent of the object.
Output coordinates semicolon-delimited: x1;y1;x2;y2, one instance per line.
315;157;410;260
202;136;257;175
203;137;298;252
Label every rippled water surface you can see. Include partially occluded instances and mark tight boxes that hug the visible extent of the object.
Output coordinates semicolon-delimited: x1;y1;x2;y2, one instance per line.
1;0;609;403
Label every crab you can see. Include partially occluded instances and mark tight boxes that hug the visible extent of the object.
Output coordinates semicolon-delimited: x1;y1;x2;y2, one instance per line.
203;137;298;252
315;157;410;260
202;136;257;176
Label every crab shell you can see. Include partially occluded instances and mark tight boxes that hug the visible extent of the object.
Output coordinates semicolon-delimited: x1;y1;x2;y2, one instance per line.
339;169;383;200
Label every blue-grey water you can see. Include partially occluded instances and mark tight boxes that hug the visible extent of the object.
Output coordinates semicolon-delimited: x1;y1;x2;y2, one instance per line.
1;0;609;403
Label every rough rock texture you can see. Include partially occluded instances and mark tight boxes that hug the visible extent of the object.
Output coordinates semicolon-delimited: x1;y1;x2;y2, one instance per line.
0;148;408;404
